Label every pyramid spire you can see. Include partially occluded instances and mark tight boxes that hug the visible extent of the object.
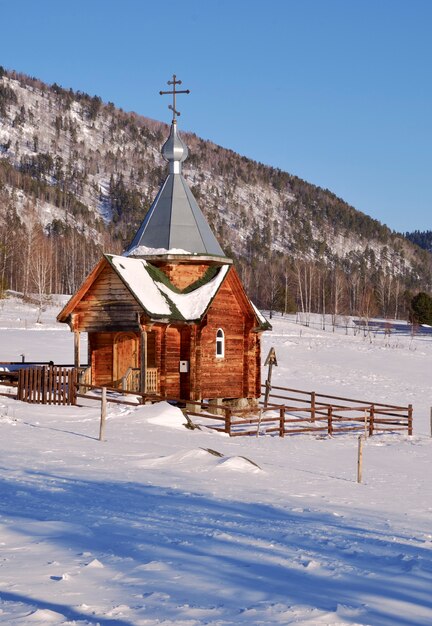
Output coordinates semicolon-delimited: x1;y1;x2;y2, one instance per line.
124;76;228;260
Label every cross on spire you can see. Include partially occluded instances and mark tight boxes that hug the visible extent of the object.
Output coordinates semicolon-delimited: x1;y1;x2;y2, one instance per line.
160;74;190;123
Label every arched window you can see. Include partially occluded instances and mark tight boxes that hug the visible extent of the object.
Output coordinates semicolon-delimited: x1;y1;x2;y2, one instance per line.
216;328;225;358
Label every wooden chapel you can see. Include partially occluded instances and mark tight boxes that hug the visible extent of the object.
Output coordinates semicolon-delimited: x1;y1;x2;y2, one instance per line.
57;76;270;406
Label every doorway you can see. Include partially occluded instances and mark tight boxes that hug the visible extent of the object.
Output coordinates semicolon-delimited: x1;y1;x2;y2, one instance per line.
113;332;139;382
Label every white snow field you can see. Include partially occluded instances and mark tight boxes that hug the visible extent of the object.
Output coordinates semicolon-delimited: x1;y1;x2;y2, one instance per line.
0;297;432;625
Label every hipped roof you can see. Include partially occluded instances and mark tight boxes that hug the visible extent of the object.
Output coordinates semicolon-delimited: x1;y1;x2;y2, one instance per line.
124;174;227;258
124;122;228;259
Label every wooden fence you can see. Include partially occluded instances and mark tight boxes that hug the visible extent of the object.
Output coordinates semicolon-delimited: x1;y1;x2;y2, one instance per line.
262;384;412;433
184;385;412;437
17;366;77;405
11;369;413;438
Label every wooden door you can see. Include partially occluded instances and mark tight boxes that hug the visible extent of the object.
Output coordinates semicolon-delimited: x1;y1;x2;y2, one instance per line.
114;332;139;382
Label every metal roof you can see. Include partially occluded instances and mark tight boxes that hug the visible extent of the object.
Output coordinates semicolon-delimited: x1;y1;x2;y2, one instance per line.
124;121;227;259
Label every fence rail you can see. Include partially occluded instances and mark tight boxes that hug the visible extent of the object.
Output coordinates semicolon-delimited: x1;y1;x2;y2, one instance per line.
182;385;412;438
10;367;413;438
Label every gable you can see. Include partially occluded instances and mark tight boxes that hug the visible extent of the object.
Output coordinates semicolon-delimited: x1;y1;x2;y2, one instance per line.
58;254;240;329
66;264;145;332
205;267;271;331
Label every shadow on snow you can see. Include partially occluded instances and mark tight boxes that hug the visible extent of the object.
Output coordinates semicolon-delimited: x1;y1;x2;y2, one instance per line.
0;470;431;625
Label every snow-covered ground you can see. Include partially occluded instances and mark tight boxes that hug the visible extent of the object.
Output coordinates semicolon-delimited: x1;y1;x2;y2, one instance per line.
0;297;431;625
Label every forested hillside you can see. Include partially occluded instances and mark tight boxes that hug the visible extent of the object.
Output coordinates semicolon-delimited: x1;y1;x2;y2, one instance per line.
0;67;431;319
405;230;432;253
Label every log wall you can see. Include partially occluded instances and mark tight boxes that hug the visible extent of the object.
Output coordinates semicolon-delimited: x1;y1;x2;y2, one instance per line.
74;266;141;332
198;271;260;400
155;262;210;290
63;259;264;402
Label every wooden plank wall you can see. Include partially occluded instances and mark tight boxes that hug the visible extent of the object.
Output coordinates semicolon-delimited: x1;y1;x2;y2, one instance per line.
199;275;250;399
75;266;141;332
164;327;181;398
156;262;210;290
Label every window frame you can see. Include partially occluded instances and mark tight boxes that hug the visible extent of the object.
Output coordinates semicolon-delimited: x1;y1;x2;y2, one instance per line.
216;328;225;358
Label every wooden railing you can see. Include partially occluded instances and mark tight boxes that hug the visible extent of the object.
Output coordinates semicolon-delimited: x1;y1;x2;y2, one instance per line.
183;385;413;438
185;401;412;437
261;384;412;431
120;367;158;393
146;368;158;393
121;367;140;392
13;368;412;438
78;366;92;393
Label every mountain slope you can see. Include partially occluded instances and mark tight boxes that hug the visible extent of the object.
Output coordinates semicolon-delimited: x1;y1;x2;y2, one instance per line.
405;230;432;253
0;68;431;312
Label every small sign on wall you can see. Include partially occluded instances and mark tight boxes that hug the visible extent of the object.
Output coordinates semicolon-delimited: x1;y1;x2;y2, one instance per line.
179;360;189;373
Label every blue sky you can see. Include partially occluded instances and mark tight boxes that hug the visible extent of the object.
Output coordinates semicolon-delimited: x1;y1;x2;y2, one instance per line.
1;0;431;233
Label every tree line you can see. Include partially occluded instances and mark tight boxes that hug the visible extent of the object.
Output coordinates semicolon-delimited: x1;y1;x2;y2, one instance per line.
236;252;429;326
0;66;431;323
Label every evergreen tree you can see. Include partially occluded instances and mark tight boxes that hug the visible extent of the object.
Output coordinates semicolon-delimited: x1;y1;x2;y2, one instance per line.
411;292;432;324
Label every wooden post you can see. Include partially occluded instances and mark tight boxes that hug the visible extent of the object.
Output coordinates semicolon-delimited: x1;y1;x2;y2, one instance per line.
17;369;23;401
70;368;77;406
256;409;263;437
42;366;47;405
408;404;413;436
279;406;285;437
99;387;107;441
74;330;80;369
140;327;148;396
264;380;271;408
327;405;333;436
357;436;364;483
311;391;316;422
224;407;231;436
263;347;278;407
368;405;374;437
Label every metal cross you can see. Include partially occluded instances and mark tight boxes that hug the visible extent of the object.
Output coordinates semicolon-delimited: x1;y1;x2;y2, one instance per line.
159;74;190;122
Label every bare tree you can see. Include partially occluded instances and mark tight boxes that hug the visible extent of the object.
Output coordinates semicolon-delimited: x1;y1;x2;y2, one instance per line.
294;260;315;326
29;231;52;322
330;267;347;331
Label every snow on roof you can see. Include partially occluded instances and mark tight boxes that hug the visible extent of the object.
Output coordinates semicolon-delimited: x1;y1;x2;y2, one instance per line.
124;245;191;257
251;301;272;330
109;256;172;316
158;265;230;320
107;254;230;322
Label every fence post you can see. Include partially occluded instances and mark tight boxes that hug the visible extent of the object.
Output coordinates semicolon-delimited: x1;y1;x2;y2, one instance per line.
408;404;413;436
327;406;333;436
99;387;107;441
264;381;271;408
256;409;263;438
70;368;77;406
368;405;375;437
263;347;277;407
357;435;364;483
279;406;285;437
311;391;316;422
224;407;231;436
42;366;47;405
24;367;29;402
